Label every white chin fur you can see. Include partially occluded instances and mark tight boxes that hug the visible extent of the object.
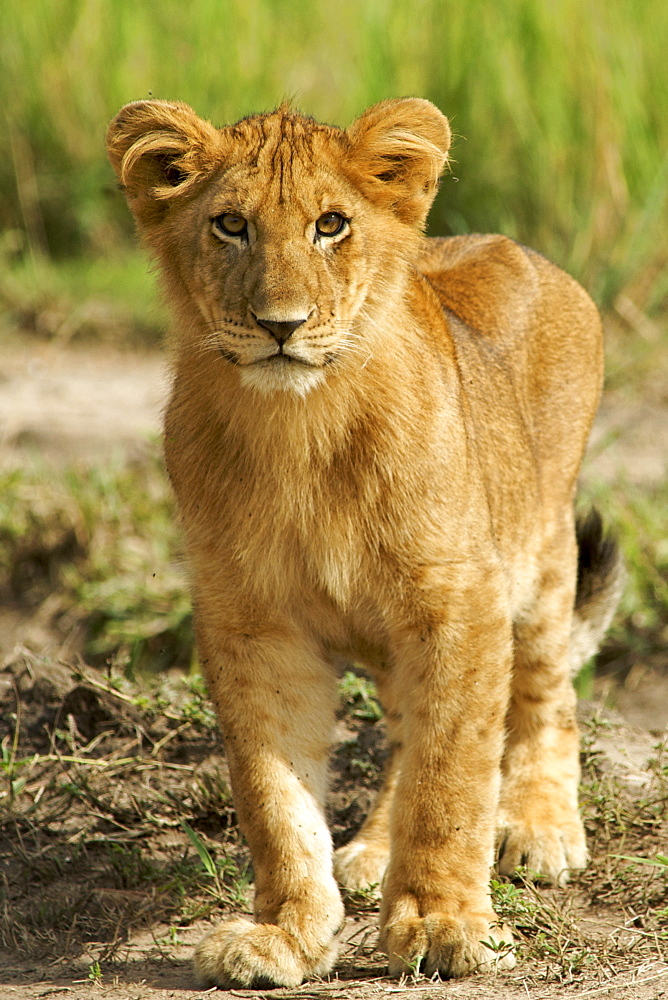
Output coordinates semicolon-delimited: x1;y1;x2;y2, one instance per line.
239;362;326;398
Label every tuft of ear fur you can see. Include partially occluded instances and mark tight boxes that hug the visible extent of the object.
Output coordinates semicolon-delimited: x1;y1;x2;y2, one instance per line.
345;98;451;228
106;100;224;226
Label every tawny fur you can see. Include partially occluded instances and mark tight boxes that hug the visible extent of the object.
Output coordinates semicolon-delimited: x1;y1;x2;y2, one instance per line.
107;98;622;988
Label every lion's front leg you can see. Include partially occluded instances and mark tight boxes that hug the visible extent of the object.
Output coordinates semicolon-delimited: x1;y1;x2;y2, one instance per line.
194;624;344;989
380;585;516;979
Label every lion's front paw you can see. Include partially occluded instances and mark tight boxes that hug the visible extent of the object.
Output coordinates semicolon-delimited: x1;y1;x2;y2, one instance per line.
381;912;515;979
334;840;388;892
496;817;587;885
194;917;339;989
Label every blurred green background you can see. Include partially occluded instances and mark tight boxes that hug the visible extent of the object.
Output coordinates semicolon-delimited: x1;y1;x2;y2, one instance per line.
1;0;666;695
1;0;667;337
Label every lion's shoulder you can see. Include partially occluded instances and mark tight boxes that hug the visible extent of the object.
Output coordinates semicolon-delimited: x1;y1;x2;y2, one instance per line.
416;235;538;341
416;234;598;357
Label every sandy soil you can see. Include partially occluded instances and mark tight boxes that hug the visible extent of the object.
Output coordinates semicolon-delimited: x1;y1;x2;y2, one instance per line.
0;343;166;469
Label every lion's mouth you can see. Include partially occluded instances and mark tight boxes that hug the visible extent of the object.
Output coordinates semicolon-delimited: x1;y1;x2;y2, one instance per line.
251;352;321;369
218;347;334;370
266;352;303;364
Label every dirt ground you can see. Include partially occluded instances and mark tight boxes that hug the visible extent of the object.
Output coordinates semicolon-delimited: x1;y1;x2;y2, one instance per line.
0;341;667;1000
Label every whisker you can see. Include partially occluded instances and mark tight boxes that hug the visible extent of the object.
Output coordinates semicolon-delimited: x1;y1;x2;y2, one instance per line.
198;331;226;358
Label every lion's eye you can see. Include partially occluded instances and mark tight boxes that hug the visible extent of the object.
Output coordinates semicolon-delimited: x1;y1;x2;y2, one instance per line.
212;213;248;237
315;212;347;237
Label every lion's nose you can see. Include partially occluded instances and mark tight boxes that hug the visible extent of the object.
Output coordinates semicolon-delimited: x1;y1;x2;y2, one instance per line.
254;317;307;345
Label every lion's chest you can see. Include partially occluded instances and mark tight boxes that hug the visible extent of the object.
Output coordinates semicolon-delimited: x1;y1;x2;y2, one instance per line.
167;390;488;632
175;442;381;614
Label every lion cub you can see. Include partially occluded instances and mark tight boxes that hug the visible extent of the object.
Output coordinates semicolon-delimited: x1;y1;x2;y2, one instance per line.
107;98;622;987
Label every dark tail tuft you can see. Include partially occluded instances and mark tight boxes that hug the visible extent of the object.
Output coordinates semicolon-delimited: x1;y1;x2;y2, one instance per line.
571;509;625;672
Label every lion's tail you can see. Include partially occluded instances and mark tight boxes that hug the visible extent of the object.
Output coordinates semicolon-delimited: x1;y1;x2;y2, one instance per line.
570;509;625;673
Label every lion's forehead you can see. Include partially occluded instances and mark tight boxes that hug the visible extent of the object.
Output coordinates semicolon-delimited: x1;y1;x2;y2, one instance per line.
208;110;351;216
226;107;344;162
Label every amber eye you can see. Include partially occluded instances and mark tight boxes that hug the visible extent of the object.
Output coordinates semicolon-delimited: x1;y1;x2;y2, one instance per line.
212;213;247;237
315;212;347;237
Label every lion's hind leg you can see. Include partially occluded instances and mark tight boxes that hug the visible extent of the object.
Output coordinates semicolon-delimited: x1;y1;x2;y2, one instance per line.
333;748;398;893
333;671;401;894
498;524;586;885
498;510;622;885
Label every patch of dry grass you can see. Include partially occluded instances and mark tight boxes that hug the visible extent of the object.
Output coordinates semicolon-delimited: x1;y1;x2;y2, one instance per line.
0;652;246;960
1;651;666;988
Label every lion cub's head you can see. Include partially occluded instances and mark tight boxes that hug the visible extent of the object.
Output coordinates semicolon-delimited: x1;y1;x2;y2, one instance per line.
107;99;450;396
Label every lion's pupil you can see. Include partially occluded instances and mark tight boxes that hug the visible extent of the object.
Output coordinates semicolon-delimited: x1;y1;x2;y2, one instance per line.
317;213;344;236
223;214;245;233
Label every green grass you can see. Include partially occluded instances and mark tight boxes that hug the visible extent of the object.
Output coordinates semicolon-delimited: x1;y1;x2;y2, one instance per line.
0;450;665;702
0;658;251;959
0;243;166;345
1;0;667;336
339;670;383;722
0;454;192;674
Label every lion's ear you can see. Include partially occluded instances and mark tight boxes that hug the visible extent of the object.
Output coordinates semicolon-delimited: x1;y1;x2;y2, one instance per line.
106;100;223;226
346;98;451;228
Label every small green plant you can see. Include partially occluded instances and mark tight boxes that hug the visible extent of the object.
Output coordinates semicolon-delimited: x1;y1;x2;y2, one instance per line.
181;820;217;878
1;726;28;806
180;820;250;908
395;951;425;983
225;862;253;908
176;674;217;729
87;960;103;983
339;670;382;721
0;459;193;675
490;878;539;927
480;934;514;964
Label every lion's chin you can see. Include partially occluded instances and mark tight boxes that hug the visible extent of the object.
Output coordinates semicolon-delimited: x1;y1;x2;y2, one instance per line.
239;358;327;398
